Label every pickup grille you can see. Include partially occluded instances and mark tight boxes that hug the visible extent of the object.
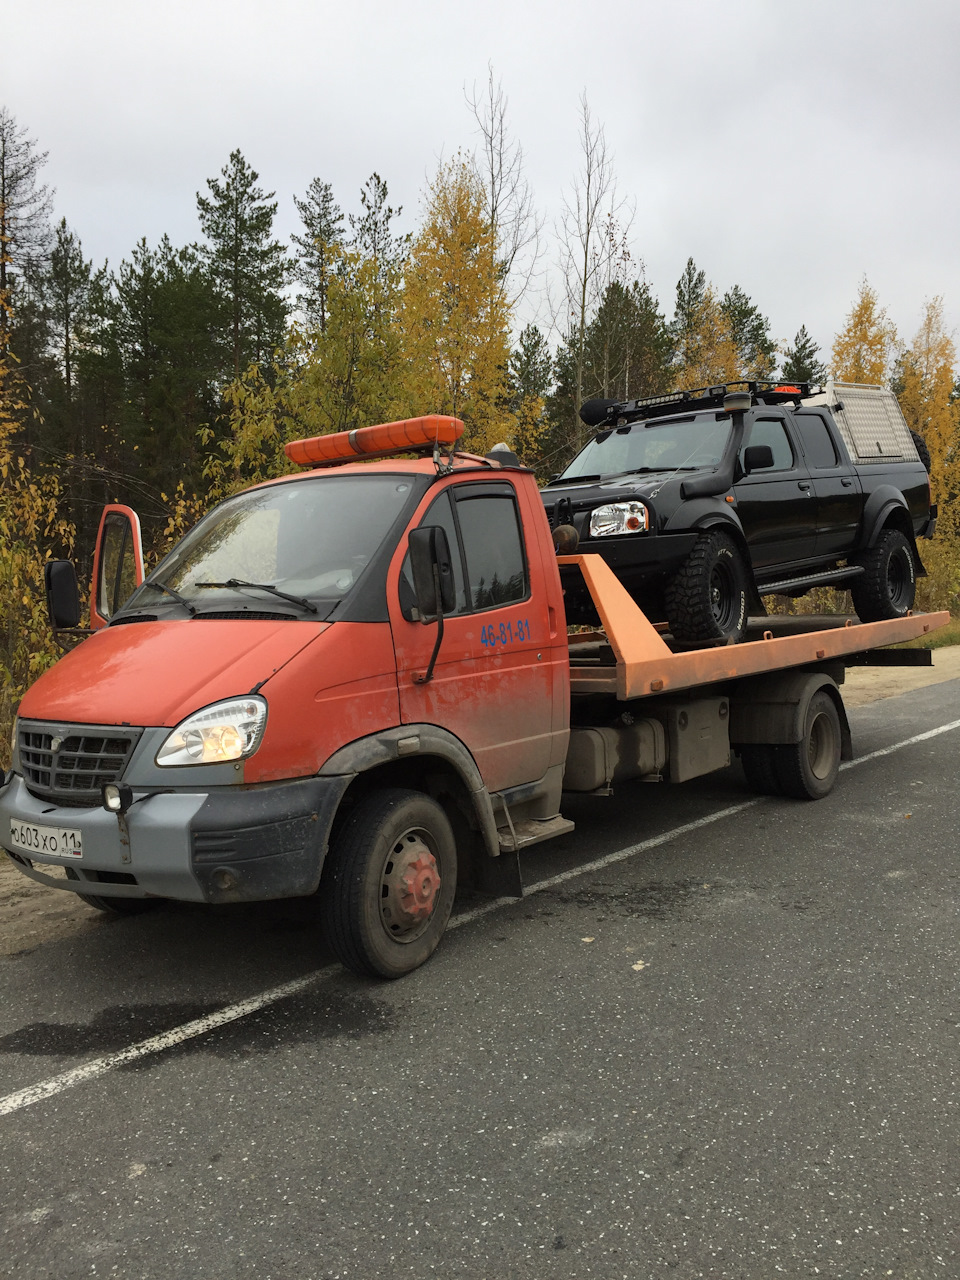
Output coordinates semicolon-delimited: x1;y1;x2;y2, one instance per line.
18;720;143;806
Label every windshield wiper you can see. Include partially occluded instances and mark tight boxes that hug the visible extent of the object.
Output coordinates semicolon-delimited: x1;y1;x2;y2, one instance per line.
140;581;197;615
195;579;319;614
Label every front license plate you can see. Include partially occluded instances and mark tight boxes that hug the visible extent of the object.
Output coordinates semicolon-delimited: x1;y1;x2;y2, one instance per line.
8;820;83;859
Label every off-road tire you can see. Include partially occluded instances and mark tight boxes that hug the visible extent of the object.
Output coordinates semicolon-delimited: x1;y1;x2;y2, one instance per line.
665;530;749;643
771;690;842;801
320;788;457;979
850;529;916;622
910;430;932;473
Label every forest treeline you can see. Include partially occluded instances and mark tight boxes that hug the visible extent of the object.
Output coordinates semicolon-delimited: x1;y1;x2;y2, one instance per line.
2;89;960;743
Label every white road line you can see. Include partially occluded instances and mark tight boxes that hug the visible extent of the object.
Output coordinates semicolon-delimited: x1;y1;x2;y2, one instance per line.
0;973;316;1118
3;714;960;1119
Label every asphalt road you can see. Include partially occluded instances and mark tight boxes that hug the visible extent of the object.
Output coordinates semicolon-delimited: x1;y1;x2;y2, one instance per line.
1;679;959;1279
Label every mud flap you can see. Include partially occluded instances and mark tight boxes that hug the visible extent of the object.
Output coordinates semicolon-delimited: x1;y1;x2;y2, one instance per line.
474;845;523;898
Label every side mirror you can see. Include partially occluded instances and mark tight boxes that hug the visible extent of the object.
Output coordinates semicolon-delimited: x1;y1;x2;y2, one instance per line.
45;560;81;629
408;526;456;622
743;444;774;473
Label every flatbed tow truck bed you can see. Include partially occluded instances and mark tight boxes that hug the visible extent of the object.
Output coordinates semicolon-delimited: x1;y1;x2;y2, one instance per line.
562;554;949;699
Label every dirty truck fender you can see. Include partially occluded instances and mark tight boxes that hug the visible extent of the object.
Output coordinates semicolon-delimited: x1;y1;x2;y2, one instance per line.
318;724;501;859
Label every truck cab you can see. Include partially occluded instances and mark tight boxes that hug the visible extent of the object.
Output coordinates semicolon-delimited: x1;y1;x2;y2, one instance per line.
2;417;570;976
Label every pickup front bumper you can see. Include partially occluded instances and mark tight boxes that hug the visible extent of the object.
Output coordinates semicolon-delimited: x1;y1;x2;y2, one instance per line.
0;773;351;904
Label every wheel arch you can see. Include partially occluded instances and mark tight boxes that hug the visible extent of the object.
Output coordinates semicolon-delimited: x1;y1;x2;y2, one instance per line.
729;670;852;760
319;725;500;870
860;489;923;568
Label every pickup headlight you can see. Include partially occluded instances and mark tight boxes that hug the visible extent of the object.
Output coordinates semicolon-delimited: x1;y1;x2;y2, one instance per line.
156;697;267;767
589;502;650;537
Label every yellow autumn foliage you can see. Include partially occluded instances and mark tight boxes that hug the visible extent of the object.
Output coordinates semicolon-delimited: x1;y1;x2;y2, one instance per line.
0;282;76;767
399;159;514;454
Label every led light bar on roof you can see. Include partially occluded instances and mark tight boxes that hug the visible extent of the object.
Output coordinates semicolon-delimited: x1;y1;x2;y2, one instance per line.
285;415;465;468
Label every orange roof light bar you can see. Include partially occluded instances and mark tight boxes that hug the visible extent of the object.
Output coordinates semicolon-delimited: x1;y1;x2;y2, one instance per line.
285;415;465;468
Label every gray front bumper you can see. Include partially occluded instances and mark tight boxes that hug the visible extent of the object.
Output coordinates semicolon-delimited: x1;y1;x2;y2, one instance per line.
0;773;352;904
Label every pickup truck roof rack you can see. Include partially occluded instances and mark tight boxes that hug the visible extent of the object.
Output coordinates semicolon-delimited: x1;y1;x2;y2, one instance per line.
580;381;818;427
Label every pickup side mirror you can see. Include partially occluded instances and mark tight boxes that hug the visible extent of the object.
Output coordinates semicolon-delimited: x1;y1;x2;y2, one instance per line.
45;560;81;629
743;444;775;474
408;526;456;622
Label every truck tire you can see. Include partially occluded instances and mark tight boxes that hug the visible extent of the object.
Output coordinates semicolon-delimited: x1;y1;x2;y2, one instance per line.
665;530;749;643
739;745;783;796
320;788;457;979
910;429;932;473
850;529;916;622
771;691;842;800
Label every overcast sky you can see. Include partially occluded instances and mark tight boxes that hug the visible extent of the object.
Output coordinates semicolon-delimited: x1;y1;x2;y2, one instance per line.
6;0;960;368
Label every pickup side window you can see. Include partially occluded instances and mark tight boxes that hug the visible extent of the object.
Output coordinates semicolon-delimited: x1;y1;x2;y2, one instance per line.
740;418;794;471
455;492;528;610
795;414;840;468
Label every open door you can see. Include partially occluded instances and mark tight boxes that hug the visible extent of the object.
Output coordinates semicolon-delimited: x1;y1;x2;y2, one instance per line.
90;505;145;630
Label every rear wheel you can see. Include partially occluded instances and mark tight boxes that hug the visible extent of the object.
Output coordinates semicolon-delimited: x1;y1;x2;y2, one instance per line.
320;788;457;979
665;531;749;643
851;529;916;622
772;691;842;800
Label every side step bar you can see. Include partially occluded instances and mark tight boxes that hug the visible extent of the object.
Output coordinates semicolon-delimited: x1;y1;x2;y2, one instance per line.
758;564;864;596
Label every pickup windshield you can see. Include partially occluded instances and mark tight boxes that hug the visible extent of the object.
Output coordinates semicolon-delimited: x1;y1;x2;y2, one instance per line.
119;473;421;618
555;414;733;482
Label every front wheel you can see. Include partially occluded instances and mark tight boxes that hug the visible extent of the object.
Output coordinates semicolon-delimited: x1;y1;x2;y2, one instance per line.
850;529;916;622
665;531;749;643
320;788;457;979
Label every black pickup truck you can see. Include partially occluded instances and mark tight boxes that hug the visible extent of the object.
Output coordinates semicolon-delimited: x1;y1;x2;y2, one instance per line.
542;381;936;643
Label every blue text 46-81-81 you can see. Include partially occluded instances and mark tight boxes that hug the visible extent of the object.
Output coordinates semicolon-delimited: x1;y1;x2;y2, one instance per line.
480;618;532;649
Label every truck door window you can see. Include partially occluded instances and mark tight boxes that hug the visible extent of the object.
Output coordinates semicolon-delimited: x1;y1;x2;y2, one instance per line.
795;414;840;468
740;419;794;471
97;513;139;620
456;493;528;610
399;493;468;619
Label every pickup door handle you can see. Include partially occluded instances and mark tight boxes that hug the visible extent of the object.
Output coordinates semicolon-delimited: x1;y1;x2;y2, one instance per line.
798;481;811;492
841;478;854;487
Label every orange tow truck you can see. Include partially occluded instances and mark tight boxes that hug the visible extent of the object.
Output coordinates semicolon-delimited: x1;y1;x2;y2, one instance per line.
0;417;948;977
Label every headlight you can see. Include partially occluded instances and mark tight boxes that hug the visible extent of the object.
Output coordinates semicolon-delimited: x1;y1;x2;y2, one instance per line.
589;502;650;537
156;697;267;767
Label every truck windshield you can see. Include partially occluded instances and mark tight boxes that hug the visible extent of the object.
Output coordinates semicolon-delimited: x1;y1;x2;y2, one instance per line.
555;414;732;482
120;474;421;619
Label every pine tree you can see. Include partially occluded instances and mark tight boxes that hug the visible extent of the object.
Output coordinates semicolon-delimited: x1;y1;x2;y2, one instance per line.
114;236;220;500
45;217;93;404
671;260;739;388
781;325;826;384
672;258;706;347
721;284;776;379
508;324;552;467
0;107;53;325
291;178;344;333
197;149;289;376
348;173;407;290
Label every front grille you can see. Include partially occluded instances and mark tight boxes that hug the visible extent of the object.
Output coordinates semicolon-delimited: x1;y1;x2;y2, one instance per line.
18;720;143;805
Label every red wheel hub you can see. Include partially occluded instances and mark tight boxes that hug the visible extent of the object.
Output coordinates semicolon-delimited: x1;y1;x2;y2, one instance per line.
395;848;440;925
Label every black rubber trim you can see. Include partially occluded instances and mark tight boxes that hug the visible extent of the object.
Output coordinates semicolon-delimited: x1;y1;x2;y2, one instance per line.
189;775;352;903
